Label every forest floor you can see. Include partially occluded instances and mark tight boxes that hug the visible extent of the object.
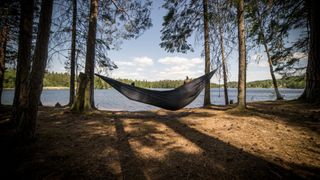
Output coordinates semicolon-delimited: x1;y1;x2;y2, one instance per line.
0;100;319;179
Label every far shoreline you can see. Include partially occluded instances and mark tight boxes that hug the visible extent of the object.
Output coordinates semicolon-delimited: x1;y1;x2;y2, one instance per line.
4;87;69;90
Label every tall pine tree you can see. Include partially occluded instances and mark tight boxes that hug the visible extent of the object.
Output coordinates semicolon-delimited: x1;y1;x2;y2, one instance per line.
246;0;283;100
236;0;247;109
15;0;53;140
71;0;152;111
301;0;320;103
161;0;213;106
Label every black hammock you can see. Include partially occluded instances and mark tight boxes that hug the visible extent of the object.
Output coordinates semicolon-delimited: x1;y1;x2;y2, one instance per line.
95;69;217;110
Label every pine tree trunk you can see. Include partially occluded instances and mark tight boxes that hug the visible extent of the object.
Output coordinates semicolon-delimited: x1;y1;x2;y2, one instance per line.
300;0;320;103
71;73;90;111
262;38;283;100
85;0;98;109
0;19;8;105
219;26;229;105
12;0;35;125
72;0;98;111
69;0;77;106
15;0;53;140
203;0;211;106
236;0;247;109
258;20;283;100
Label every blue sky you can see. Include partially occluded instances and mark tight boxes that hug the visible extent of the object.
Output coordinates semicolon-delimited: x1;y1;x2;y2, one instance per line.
49;1;304;83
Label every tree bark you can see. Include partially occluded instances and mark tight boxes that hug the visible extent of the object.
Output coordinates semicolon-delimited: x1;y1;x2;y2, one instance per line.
0;18;8;105
300;0;320;103
72;0;98;111
12;0;34;124
16;0;53;140
219;26;229;105
85;0;98;109
69;0;77;106
236;0;247;109
256;9;283;100
203;0;211;106
260;30;283;100
71;73;90;111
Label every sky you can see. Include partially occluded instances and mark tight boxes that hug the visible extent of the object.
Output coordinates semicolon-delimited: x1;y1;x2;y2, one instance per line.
49;1;302;83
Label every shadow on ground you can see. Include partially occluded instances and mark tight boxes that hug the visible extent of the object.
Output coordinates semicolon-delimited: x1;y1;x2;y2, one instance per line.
1;103;319;179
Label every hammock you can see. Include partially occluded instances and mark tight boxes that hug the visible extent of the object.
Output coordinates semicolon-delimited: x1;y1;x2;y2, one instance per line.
95;69;217;110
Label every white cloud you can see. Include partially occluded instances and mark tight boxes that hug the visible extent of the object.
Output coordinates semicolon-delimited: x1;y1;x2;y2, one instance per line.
111;56;207;81
115;56;154;69
158;56;202;66
293;52;307;60
136;67;144;71
132;56;154;67
112;70;144;79
249;53;269;68
116;61;134;66
156;57;204;80
158;56;185;65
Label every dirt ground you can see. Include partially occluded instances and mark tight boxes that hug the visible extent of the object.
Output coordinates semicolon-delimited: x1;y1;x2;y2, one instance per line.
0;101;319;179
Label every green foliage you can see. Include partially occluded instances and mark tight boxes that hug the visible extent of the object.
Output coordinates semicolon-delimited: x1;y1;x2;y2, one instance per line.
4;70;70;88
245;0;307;77
160;0;202;53
43;72;70;87
227;76;305;89
3;69;16;88
4;70;304;89
4;69;221;89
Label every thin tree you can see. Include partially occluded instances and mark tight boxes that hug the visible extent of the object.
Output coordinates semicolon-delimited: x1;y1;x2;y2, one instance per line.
71;0;97;111
0;16;8;105
236;0;247;109
15;0;53;139
203;0;211;106
0;0;17;105
218;26;229;105
68;0;77;106
209;0;236;106
246;1;283;100
161;0;213;106
72;0;152;111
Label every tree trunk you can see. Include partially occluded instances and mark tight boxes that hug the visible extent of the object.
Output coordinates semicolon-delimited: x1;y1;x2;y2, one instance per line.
0;19;8;105
256;12;283;100
69;0;77;106
72;0;98;111
86;0;98;108
16;0;53;140
219;26;229;105
261;32;283;100
236;0;247;110
300;0;320;103
71;73;90;111
12;0;35;125
203;0;211;106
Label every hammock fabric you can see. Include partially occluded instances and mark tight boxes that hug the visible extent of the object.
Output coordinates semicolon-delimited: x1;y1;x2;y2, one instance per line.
95;69;217;110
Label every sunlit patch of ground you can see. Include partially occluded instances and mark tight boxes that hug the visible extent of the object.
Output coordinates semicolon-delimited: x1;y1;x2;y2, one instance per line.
0;100;319;179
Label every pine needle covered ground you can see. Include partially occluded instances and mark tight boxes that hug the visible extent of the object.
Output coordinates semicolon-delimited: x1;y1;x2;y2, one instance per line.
0;101;319;179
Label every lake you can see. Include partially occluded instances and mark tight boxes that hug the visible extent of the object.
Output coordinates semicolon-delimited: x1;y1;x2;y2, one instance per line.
2;88;303;111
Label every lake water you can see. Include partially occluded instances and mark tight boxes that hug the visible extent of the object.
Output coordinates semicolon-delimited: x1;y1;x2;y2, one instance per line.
2;88;303;111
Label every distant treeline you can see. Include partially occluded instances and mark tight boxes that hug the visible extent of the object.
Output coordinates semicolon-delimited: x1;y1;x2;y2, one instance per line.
227;76;305;89
4;70;305;89
4;70;70;88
